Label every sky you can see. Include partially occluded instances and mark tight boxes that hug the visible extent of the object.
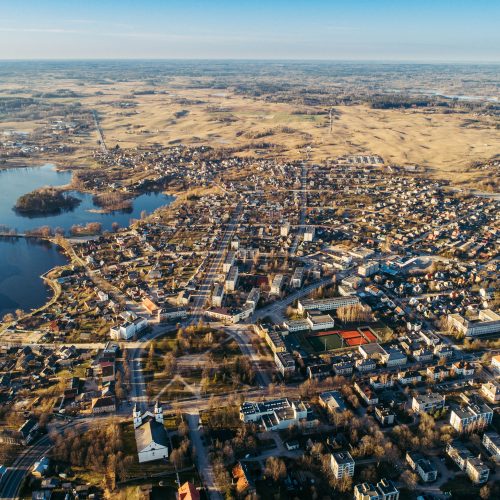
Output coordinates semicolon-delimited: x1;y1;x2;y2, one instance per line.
1;0;499;62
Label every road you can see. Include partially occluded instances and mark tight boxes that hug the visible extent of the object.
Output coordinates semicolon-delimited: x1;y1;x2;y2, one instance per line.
191;201;242;313
186;413;222;500
289;163;308;256
0;418;94;500
93;110;108;154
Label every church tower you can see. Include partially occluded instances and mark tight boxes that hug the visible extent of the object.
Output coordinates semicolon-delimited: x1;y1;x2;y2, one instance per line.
154;400;163;424
133;404;142;429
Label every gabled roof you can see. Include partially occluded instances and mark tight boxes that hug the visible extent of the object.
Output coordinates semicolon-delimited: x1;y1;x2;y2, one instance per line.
135;419;168;452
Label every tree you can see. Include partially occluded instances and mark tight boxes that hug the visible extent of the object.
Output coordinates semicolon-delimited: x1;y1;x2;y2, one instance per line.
163;352;177;377
400;470;418;490
265;456;287;482
480;484;491;499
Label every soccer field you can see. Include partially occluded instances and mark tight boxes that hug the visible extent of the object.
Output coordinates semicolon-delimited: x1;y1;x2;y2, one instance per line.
308;333;343;352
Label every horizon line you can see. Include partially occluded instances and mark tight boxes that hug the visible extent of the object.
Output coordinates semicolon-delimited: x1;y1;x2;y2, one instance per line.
0;57;499;65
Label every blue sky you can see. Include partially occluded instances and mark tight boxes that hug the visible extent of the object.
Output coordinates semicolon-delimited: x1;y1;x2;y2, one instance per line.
1;0;499;61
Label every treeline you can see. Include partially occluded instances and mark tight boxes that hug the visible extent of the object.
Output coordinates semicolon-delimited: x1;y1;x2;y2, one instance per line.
50;423;132;491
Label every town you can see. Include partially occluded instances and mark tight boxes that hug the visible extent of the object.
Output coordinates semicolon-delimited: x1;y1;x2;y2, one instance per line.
0;138;498;500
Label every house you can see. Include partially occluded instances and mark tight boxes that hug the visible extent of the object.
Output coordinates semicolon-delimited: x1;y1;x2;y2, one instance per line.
370;375;394;390
451;360;475;377
449;402;493;433
426;365;450;381
133;402;169;463
480;381;500;403
406;452;437;482
411;393;445;414
397;370;422;385
232;462;256;496
330;451;354;479
18;418;39;445
32;457;50;477
91;395;116;414
178;481;200;500
491;354;500;373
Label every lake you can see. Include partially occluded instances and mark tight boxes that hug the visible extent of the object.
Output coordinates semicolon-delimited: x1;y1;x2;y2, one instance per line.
0;164;174;233
0;237;68;318
0;164;174;317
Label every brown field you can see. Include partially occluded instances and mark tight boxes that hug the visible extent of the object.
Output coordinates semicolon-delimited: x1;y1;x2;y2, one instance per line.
2;76;499;185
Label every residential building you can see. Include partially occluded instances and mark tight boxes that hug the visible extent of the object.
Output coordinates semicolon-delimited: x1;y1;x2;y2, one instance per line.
480;381;500;403
225;265;239;291
110;317;148;340
397;370;422;385
448;309;500;337
358;261;379;277
91;395;116;415
223;251;235;273
446;441;489;483
449;402;493;433
303;226;315;242
212;283;224;307
270;274;285;295
298;296;359;313
319;391;347;414
274;351;295;377
406;452;437;482
375;404;395;426
178;482;200;500
411;393;445;414
354;381;379;405
482;431;500;459
239;398;310;431
354;479;399;500
291;267;305;288
330;451;354;479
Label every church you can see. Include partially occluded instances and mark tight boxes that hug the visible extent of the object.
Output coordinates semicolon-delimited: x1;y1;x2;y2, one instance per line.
133;402;169;463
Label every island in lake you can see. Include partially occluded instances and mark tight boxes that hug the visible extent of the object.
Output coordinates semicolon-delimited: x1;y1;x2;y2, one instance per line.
14;187;81;216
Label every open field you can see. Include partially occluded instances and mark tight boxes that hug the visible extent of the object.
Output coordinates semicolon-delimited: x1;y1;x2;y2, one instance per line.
1;63;499;187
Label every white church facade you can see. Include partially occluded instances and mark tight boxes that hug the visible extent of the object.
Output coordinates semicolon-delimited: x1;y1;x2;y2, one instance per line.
133;402;169;463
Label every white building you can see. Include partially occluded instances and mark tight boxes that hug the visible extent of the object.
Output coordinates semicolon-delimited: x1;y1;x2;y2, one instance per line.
274;351;295;377
291;267;305;288
270;274;285;295
330;451;354;479
306;312;335;331
448;309;500;337
298;296;359;313
239;398;309;431
358;261;380;277
411;393;445;414
225;265;239;291
212;283;225;307
133;402;169;463
303;226;315;242
354;479;399;500
449;402;493;433
480;381;500;404
110;317;148;340
483;431;500;459
223;251;236;273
